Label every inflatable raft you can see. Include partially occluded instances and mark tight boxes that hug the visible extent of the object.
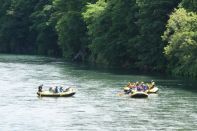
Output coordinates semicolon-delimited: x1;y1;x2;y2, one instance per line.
37;87;76;97
130;91;148;98
147;87;159;93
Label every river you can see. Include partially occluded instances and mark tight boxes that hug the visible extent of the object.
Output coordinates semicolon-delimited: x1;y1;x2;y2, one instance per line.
0;54;196;131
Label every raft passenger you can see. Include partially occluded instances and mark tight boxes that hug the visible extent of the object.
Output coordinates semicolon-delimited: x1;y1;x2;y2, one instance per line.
150;80;155;89
141;82;148;91
60;87;63;92
38;84;43;92
49;87;53;92
55;86;59;93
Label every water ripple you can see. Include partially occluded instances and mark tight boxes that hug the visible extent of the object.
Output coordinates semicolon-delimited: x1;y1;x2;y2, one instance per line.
0;55;197;131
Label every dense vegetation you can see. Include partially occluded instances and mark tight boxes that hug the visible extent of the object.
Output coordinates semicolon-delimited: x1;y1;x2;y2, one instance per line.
0;0;196;77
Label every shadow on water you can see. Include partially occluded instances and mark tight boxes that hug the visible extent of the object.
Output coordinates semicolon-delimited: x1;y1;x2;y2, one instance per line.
0;54;62;64
59;62;197;92
0;54;196;93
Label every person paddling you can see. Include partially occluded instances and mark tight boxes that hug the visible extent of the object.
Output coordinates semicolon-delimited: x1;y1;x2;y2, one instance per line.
150;80;155;89
60;87;63;92
38;84;43;92
55;86;59;93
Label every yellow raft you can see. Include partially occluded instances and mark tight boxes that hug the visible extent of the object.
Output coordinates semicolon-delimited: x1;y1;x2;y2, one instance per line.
37;87;76;97
130;91;148;98
148;87;159;93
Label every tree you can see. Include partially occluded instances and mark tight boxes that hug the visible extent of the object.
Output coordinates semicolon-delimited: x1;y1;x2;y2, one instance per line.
0;0;40;54
0;0;12;52
30;0;61;56
83;0;139;68
136;0;180;71
53;0;93;61
180;0;197;12
163;8;197;77
83;0;108;64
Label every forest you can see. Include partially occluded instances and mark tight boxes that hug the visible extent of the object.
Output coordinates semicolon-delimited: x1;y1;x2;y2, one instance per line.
0;0;196;77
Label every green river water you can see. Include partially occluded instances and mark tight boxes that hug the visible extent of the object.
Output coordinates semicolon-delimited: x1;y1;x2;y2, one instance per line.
0;54;197;131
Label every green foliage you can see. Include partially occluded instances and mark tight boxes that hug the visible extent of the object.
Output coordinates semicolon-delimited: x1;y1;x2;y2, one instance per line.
0;0;11;52
0;0;61;56
56;11;87;60
83;0;139;67
136;0;180;71
163;8;197;77
82;0;107;36
30;0;61;56
0;0;39;54
82;0;108;64
180;0;197;12
53;0;94;61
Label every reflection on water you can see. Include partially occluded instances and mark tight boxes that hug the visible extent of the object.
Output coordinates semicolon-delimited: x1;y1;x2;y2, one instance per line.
0;54;197;130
